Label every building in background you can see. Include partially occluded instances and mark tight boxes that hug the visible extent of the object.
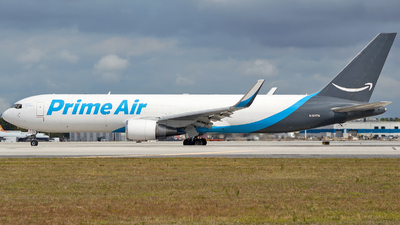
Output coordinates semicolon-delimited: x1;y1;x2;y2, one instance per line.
300;118;400;139
69;132;126;142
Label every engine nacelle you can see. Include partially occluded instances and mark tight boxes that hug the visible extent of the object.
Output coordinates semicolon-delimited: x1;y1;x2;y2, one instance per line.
125;119;183;141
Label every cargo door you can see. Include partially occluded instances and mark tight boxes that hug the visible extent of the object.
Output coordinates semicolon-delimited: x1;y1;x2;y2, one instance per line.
37;102;44;116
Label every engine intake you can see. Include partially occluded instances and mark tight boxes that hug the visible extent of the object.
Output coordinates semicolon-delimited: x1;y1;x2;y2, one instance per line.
125;119;183;141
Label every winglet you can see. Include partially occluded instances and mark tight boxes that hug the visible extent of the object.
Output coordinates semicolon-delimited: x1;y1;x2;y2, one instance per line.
0;125;6;132
266;87;277;95
232;79;264;109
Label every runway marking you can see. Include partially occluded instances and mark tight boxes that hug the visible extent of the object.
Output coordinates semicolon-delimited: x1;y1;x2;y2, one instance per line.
155;150;254;156
77;150;253;158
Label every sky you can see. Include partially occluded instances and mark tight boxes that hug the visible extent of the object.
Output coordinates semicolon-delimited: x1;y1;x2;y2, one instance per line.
0;0;400;117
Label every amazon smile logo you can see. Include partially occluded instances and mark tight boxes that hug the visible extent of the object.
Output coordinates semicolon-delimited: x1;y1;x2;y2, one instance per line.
332;82;373;93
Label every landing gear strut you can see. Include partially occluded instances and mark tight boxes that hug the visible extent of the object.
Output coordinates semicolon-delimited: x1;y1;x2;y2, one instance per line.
27;130;38;146
183;137;207;145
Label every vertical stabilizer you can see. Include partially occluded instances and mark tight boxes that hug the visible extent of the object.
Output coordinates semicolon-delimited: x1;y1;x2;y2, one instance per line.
317;33;396;102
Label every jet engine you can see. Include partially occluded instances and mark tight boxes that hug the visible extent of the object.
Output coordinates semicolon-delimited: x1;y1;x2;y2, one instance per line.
125;119;183;141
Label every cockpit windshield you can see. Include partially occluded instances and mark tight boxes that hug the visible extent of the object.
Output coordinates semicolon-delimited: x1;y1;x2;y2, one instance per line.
12;104;22;109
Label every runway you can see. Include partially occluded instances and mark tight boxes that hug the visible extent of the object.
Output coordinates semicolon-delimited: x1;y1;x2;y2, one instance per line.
1;140;400;158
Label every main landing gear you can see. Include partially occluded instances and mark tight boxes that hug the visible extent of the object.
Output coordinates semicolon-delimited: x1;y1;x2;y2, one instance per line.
183;137;207;145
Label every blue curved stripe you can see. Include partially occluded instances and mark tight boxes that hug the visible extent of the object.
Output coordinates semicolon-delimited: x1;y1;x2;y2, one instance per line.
234;93;255;108
112;127;125;133
198;92;318;133
111;93;318;134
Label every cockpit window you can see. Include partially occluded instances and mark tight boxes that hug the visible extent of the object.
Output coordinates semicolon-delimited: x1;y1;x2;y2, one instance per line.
13;104;22;109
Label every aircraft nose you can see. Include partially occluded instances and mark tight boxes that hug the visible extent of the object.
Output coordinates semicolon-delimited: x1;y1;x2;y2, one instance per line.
2;108;15;123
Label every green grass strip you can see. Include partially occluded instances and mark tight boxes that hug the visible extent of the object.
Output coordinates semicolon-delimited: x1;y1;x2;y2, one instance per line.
1;158;400;224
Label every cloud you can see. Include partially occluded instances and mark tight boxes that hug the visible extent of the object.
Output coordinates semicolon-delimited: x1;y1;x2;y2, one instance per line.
59;50;79;63
93;54;130;82
241;59;277;77
17;48;46;64
94;54;129;71
99;72;121;82
0;0;399;117
176;74;195;86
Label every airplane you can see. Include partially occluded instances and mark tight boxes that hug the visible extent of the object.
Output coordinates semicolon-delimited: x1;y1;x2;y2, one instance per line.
1;33;397;146
0;124;49;142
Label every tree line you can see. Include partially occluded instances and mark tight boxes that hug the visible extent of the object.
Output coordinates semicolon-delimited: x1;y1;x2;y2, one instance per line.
0;118;20;130
380;117;400;121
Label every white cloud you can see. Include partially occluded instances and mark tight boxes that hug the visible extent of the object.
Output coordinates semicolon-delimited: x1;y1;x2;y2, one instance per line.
17;48;46;64
176;74;195;85
94;54;129;72
94;54;129;82
59;50;79;63
241;59;277;77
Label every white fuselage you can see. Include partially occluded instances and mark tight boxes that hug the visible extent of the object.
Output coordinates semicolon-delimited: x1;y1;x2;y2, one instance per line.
2;94;306;133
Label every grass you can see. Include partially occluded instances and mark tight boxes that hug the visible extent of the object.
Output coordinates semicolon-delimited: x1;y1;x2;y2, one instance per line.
0;157;400;224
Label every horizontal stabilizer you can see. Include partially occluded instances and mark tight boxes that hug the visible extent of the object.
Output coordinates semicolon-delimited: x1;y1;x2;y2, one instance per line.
331;101;391;113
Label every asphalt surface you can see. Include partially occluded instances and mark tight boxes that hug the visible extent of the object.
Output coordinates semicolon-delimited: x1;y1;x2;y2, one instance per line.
1;140;400;158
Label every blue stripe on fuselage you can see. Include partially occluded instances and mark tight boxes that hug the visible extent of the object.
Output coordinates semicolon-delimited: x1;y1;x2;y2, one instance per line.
112;127;126;133
111;93;318;134
234;93;255;108
197;92;318;133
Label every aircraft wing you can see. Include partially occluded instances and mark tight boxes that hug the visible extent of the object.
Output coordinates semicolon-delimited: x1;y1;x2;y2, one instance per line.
331;101;391;113
157;79;265;128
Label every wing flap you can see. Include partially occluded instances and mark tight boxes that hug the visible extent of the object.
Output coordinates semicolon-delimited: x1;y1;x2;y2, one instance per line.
331;101;391;113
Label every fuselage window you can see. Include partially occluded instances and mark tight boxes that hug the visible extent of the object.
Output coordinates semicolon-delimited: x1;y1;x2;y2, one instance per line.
13;104;22;109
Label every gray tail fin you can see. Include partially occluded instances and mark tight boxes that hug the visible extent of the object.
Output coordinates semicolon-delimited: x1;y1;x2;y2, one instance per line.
317;33;396;102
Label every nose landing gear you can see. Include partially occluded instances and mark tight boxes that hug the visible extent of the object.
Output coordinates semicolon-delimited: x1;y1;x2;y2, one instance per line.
31;139;38;146
27;130;38;146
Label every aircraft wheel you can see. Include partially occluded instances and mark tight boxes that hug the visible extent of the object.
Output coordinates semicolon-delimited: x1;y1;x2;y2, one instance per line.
183;139;192;145
183;138;196;145
183;138;206;145
194;139;203;145
31;140;38;146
